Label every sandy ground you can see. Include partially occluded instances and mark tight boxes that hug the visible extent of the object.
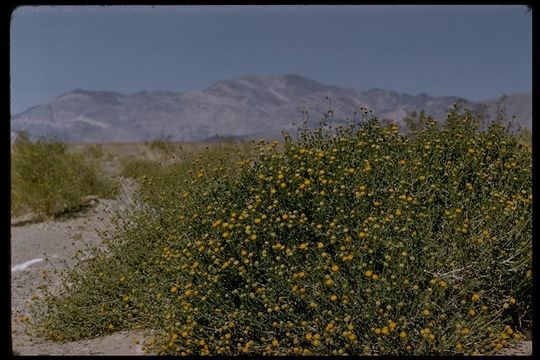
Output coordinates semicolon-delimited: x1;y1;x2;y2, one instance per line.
496;340;533;356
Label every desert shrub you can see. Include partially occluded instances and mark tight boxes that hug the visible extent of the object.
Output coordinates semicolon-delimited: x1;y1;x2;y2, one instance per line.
119;142;254;209
146;139;175;155
85;144;105;159
11;139;117;219
33;106;531;355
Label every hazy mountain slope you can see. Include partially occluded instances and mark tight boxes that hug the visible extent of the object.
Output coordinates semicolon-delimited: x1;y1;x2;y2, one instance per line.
11;74;532;143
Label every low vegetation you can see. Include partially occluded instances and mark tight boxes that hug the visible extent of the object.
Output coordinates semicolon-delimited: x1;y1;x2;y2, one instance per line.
119;142;254;209
11;137;117;220
31;105;531;355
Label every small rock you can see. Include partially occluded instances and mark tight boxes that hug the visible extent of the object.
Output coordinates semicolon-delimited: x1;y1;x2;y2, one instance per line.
81;195;99;205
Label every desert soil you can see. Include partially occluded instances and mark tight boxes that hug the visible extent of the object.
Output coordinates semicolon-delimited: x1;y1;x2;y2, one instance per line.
11;162;158;355
10;153;532;356
496;340;533;356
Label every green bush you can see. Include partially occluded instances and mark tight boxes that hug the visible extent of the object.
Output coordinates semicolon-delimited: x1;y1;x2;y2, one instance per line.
11;139;117;219
33;106;531;355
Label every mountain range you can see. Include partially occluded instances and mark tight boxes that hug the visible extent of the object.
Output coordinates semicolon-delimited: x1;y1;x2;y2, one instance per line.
10;74;532;143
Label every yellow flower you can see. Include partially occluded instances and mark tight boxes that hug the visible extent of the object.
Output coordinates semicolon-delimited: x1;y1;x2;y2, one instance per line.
374;328;381;335
325;278;334;286
254;218;261;224
299;243;308;250
399;331;407;339
422;309;430;316
365;270;373;278
170;286;178;294
439;281;448;288
359;232;367;238
371;274;380;280
272;339;279;347
330;294;338;301
331;264;339;272
381;327;389;336
510;297;517;305
471;293;480;302
468;309;476;317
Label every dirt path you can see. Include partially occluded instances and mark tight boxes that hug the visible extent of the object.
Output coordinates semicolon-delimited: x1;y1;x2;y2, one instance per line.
10;177;157;355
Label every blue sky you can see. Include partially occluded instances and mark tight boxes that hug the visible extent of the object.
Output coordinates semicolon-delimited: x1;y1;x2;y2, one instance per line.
10;5;532;114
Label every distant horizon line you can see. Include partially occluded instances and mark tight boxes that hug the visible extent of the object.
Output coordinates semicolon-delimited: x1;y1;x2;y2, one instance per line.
11;73;531;116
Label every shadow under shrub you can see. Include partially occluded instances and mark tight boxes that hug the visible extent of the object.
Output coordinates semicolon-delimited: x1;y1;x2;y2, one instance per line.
33;106;531;355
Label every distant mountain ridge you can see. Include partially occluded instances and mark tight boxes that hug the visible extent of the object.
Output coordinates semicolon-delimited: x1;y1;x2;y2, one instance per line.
11;74;532;143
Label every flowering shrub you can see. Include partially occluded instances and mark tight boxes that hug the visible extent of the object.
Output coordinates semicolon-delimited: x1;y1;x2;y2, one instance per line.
33;105;531;355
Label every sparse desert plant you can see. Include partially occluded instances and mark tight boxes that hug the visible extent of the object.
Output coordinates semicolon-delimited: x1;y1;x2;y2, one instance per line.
85;144;105;160
146;139;175;155
11;139;117;220
32;105;531;355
